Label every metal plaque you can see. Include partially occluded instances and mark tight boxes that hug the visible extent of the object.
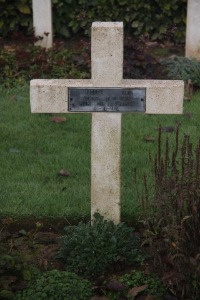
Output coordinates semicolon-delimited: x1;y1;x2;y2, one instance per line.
68;88;146;112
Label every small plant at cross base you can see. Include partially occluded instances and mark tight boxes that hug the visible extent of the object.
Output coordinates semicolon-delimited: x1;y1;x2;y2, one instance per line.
0;248;39;299
15;270;92;300
141;125;200;299
58;213;142;277
162;56;200;87
104;270;166;300
121;270;165;299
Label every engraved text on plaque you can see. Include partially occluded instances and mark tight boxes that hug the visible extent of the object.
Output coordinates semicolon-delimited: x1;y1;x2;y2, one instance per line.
68;88;146;112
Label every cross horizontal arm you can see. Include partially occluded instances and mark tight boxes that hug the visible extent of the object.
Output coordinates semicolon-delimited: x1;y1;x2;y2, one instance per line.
30;79;184;114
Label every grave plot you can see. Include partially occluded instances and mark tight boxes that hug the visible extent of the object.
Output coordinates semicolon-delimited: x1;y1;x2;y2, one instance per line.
31;22;184;223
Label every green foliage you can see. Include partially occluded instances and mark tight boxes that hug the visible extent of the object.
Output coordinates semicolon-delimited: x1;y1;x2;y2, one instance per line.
0;0;32;37
0;39;90;86
162;56;200;87
105;270;165;300
58;214;141;276
0;33;159;86
0;0;186;42
0;250;38;298
0;252;35;280
52;0;186;42
0;290;14;299
120;270;166;299
15;270;92;300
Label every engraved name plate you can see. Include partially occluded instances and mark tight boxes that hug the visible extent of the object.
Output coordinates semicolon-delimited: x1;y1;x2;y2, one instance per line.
68;88;146;112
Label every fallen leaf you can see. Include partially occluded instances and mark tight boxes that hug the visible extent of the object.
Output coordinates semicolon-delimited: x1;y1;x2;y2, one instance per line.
143;136;155;143
128;285;148;300
162;270;184;286
18;229;27;236
90;297;109;300
145;41;159;47
183;112;193;119
144;295;157;300
9;95;17;101
4;276;17;284
50;116;67;123
162;296;179;300
189;256;197;266
161;126;175;133
105;280;126;291
34;232;58;244
59;169;70;177
9;148;20;153
4;45;15;52
2;217;13;225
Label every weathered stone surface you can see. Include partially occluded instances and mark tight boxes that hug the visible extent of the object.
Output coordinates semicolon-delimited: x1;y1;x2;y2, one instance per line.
30;79;183;114
91;113;121;223
91;22;123;86
32;0;53;49
186;0;200;60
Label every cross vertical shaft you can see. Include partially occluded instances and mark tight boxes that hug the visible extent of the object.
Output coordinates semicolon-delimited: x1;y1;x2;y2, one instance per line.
91;22;123;223
186;0;200;60
32;0;53;49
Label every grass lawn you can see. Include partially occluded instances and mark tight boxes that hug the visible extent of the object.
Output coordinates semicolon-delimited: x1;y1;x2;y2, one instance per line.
1;83;200;222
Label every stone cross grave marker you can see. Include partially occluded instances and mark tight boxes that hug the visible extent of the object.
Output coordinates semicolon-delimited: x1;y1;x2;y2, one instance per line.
186;0;200;60
32;0;53;49
30;22;184;223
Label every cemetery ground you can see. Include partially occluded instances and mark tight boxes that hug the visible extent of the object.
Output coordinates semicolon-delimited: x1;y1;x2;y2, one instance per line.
1;85;200;221
1;34;200;299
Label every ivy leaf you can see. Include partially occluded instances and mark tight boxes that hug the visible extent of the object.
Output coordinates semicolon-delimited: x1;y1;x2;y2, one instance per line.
59;26;70;38
131;21;140;28
128;285;148;299
125;15;130;22
22;270;32;281
17;5;31;14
